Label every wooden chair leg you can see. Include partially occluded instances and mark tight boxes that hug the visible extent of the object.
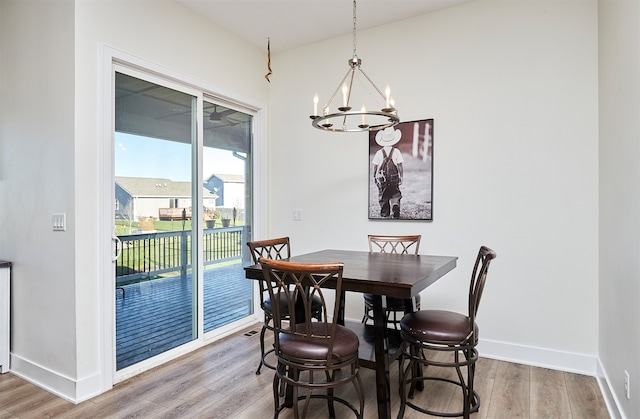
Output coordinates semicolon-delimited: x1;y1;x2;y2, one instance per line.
256;321;267;375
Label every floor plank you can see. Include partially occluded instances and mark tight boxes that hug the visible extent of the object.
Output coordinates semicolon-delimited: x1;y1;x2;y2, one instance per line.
0;325;610;418
565;372;610;419
486;361;530;419
530;367;572;418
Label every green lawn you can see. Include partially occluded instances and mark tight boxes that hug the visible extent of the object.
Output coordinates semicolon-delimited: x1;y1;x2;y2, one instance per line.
115;219;245;235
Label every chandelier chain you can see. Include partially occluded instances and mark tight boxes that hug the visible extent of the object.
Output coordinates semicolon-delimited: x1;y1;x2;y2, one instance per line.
352;0;357;59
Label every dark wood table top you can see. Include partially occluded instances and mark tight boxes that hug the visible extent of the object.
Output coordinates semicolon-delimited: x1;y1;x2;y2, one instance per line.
245;248;458;419
245;249;458;299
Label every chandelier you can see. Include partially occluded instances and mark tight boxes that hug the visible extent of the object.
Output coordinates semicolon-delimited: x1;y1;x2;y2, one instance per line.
310;0;399;132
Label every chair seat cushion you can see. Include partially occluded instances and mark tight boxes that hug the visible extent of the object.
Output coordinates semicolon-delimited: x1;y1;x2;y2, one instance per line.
400;310;478;344
279;323;359;361
363;293;421;310
263;293;322;315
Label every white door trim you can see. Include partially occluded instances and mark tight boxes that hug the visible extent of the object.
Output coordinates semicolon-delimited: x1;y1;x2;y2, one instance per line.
99;43;267;391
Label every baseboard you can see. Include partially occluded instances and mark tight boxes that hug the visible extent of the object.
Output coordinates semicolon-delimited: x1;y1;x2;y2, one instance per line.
10;353;102;403
596;358;626;419
477;338;597;375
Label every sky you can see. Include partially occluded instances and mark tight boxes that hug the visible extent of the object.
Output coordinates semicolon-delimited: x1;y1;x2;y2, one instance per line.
115;133;245;182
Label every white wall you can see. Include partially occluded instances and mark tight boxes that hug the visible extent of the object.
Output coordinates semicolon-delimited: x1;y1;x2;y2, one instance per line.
0;0;78;390
269;0;600;373
598;0;640;417
0;0;268;402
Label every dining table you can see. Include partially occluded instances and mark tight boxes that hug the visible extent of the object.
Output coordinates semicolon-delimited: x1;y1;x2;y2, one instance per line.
244;249;458;419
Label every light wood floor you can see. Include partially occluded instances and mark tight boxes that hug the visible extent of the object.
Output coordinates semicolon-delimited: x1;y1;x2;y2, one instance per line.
0;324;609;418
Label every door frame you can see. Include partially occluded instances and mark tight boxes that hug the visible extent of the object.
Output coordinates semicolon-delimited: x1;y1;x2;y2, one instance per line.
99;44;267;390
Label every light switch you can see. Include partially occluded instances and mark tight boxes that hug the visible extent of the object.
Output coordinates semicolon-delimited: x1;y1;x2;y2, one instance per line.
292;208;302;221
52;213;66;231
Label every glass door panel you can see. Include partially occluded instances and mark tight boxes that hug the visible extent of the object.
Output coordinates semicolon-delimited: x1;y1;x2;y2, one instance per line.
114;72;197;370
202;100;254;333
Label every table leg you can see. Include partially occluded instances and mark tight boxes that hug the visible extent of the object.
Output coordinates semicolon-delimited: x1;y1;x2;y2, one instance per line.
372;294;392;419
338;290;346;325
403;297;424;392
403;297;416;313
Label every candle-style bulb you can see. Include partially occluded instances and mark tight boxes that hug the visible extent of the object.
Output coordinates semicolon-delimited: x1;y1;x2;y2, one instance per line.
342;84;349;107
361;105;366;125
385;85;391;108
313;94;319;116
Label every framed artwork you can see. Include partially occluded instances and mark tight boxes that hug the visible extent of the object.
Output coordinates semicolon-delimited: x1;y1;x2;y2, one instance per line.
368;119;433;221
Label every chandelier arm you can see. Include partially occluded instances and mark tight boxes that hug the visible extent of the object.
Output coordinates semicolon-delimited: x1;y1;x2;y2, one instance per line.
322;67;355;111
346;67;356;107
339;66;358;126
340;114;348;129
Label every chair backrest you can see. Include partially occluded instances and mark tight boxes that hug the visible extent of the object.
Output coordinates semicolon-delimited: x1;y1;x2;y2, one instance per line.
468;246;497;325
368;235;421;255
247;237;291;264
258;257;344;363
247;237;291;306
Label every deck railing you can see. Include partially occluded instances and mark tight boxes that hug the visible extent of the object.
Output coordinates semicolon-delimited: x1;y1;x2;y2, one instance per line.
116;226;246;286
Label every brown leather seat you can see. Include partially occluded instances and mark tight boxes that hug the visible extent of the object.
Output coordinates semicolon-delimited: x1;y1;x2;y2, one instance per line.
400;310;479;343
259;257;364;419
362;235;422;329
398;246;497;419
247;237;322;375
279;323;360;360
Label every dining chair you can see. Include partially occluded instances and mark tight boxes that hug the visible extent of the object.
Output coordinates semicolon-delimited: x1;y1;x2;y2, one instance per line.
247;237;322;375
259;257;364;419
362;234;422;329
397;245;497;419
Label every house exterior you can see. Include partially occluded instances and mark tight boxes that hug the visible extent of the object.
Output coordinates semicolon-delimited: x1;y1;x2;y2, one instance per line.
115;176;218;222
203;173;245;211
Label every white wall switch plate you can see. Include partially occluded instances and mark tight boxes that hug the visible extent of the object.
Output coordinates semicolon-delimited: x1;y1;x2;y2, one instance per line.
52;213;66;231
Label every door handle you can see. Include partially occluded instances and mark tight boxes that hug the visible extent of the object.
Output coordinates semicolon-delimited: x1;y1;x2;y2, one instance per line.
112;236;122;262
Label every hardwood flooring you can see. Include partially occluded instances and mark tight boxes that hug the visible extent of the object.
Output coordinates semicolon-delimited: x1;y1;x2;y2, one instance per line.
0;324;609;418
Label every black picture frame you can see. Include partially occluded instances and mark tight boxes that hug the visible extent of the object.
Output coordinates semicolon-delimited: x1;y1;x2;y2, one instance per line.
368;119;433;221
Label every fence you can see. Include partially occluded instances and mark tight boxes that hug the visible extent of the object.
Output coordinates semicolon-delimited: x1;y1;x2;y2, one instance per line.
116;226;246;285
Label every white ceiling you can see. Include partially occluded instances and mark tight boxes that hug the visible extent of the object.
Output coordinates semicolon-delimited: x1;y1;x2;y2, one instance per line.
176;0;473;53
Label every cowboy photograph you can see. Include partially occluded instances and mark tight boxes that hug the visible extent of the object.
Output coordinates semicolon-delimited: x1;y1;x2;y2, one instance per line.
368;119;433;221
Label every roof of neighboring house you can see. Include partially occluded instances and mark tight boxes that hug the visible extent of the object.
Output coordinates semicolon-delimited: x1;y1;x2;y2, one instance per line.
205;173;244;183
116;176;217;198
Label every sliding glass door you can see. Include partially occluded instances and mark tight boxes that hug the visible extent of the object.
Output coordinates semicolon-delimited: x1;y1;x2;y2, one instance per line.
201;99;254;333
113;69;254;371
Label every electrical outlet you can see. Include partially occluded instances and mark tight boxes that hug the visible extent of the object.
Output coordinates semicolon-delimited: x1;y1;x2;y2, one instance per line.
624;370;630;400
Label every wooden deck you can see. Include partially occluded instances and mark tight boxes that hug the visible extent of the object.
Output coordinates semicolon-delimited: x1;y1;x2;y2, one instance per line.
115;261;252;370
